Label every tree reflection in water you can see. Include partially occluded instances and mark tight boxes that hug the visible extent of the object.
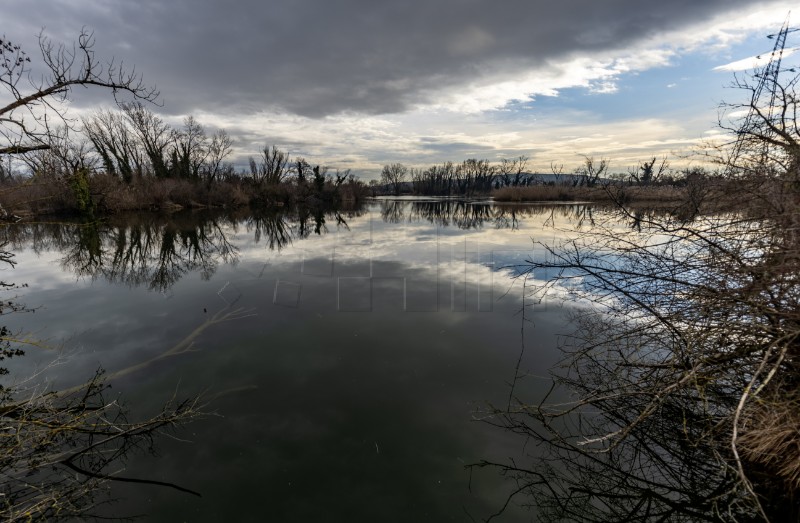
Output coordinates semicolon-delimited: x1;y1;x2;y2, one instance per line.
378;198;598;231
79;215;236;291
2;214;239;292
470;203;800;522
0;206;368;292
0;199;715;519
0;201;601;294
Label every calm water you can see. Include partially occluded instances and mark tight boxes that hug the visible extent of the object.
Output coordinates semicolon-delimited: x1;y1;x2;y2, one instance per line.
0;199;594;522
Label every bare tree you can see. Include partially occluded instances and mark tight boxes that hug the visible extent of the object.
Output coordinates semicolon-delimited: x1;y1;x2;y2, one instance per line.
333;168;350;187
121;102;172;178
0;30;158;157
45;127;96;175
381;162;408;196
249;145;290;187
83;109;144;182
456;159;493;195
498;156;528;187
550;161;566;186
17;126;95;180
629;156;669;186
574;156;609;187
718;62;800;176
293;157;312;186
311;164;328;193
0;154;18;184
203;129;234;185
709;19;800;200
171;116;208;180
410;162;456;196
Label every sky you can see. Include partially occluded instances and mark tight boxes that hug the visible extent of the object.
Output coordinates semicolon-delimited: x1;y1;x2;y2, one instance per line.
3;0;799;179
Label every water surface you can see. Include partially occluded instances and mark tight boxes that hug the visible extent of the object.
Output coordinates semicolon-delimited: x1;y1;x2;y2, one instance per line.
1;200;595;521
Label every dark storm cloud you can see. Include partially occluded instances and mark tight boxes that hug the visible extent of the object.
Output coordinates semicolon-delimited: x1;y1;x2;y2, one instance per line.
5;0;771;117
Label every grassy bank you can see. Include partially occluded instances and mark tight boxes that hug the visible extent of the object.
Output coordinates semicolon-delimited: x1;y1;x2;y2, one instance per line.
491;184;688;203
0;172;370;218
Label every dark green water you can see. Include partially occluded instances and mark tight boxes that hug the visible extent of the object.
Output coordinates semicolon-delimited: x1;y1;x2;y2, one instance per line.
1;199;591;522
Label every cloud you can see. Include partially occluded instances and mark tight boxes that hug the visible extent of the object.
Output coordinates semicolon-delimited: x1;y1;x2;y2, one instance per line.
2;0;791;118
1;0;796;175
714;47;799;72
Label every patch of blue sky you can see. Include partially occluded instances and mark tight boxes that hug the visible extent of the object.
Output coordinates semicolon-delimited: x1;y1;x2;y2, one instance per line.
489;29;794;127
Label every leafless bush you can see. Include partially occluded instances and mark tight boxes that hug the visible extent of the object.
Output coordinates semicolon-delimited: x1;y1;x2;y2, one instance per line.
492;184;686;203
477;23;800;521
1;372;202;521
475;190;800;520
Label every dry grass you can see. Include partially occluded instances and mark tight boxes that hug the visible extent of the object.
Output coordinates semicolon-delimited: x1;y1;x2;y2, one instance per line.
0;174;341;217
739;391;800;494
0;177;77;216
492;184;687;203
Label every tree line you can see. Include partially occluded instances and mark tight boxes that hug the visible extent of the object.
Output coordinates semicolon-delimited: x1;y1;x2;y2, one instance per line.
380;155;715;197
379;157;529;196
7;102;370;205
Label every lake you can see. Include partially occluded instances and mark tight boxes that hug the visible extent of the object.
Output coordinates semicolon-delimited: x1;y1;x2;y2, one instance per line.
0;199;596;521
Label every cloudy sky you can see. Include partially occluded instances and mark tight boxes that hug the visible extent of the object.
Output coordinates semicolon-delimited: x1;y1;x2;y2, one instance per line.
4;0;798;178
